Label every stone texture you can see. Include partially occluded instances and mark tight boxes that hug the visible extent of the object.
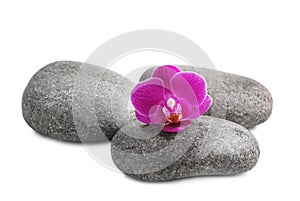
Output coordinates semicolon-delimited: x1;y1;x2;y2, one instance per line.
140;65;273;129
111;116;260;182
22;61;135;142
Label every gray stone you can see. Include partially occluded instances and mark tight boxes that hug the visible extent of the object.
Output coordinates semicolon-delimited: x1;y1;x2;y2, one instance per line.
111;116;259;182
22;61;135;142
140;66;273;129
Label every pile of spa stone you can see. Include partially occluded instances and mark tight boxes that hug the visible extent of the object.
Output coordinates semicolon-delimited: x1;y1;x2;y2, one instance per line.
22;61;272;181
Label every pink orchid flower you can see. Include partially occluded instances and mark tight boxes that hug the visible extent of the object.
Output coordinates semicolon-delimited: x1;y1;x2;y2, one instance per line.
131;65;212;132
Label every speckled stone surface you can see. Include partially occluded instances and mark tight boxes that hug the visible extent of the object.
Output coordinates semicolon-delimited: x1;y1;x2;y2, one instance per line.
111;116;260;182
22;61;135;142
140;66;273;129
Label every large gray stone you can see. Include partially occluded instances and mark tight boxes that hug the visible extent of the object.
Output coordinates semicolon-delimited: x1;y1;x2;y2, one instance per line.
22;61;134;142
111;116;260;182
140;66;273;129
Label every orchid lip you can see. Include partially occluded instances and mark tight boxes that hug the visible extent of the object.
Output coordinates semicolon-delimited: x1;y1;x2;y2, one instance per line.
162;98;183;124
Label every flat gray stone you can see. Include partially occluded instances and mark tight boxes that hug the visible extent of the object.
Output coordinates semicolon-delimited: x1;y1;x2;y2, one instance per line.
140;66;273;129
111;116;260;182
22;61;135;142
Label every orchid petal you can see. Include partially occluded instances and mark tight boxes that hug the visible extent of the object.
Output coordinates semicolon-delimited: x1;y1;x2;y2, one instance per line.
170;71;207;106
131;78;167;115
135;105;166;124
199;95;212;115
188;106;201;120
152;65;181;90
162;120;191;133
188;95;212;119
135;111;151;123
177;98;191;120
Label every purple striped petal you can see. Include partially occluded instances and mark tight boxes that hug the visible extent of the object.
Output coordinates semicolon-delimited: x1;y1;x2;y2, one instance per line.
135;111;151;123
131;78;166;115
170;71;207;107
152;65;181;90
199;95;212;115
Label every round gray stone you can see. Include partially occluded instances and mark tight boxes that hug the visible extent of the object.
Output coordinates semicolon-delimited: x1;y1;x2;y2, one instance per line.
140;65;273;129
22;61;135;142
111;116;260;182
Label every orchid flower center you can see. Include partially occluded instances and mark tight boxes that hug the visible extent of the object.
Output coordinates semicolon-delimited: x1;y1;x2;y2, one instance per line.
162;98;182;124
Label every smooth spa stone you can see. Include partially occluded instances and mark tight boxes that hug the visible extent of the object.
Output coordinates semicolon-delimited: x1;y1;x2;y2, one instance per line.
140;65;273;129
111;116;260;182
22;61;135;142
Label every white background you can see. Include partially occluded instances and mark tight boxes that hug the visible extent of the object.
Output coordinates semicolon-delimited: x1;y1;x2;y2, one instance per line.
1;0;299;200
